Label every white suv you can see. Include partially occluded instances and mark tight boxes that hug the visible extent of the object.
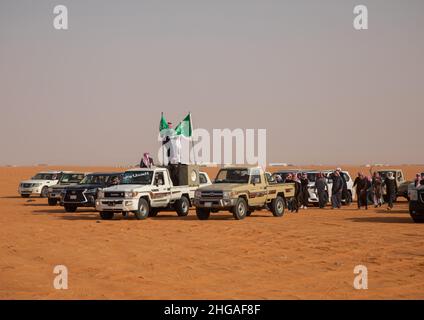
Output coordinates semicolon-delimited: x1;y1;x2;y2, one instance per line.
18;171;63;198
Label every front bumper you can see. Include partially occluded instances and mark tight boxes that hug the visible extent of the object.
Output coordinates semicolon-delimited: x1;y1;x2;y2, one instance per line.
62;191;97;207
18;186;42;195
409;201;424;216
48;190;63;199
95;198;138;212
194;198;236;209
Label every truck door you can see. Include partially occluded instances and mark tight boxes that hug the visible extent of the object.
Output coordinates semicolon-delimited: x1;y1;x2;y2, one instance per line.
248;169;267;206
151;171;171;207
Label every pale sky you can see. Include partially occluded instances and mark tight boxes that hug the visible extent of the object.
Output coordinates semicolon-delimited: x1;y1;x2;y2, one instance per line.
1;0;423;166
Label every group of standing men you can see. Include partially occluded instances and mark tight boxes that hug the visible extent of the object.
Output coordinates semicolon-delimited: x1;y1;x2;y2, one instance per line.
353;171;397;211
281;168;348;212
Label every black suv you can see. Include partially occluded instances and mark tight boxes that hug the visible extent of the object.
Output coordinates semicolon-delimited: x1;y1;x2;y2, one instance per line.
61;172;122;212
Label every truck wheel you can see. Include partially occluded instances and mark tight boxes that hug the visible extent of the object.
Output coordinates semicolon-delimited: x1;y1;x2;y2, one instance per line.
271;196;285;217
148;208;159;217
100;212;114;220
134;198;149;220
175;196;190;216
21;194;30;198
343;191;352;206
48;198;58;206
64;204;77;213
40;186;48;198
233;198;248;220
196;208;210;220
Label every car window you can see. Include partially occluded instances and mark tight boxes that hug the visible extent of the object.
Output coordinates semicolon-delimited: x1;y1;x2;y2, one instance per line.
154;172;165;186
199;173;207;184
342;173;350;182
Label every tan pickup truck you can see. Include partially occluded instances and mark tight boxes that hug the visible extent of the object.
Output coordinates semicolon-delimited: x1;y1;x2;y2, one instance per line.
193;166;295;220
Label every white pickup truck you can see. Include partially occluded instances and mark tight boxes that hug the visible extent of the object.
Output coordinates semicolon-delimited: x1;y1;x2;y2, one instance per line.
95;167;211;220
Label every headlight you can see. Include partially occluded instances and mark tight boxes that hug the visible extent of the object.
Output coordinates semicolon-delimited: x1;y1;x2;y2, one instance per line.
409;189;418;201
195;190;202;198
33;183;41;187
223;191;235;199
97;191;104;198
85;188;97;194
125;191;138;198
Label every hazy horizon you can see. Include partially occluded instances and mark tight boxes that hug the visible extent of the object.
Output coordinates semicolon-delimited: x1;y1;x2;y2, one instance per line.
1;0;423;166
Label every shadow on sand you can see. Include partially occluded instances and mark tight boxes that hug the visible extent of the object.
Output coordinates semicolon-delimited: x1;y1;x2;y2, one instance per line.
32;208;96;214
1;196;26;199
347;216;413;224
51;212;240;221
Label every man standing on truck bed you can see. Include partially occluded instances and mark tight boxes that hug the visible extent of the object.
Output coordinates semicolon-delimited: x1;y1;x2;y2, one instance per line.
140;152;154;168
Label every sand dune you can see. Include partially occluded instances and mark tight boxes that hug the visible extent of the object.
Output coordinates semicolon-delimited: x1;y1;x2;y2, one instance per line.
0;165;423;299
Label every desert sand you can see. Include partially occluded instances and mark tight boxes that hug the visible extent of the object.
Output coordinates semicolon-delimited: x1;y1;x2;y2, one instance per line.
0;165;423;299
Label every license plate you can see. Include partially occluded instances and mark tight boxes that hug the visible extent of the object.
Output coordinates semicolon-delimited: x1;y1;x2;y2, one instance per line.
204;202;212;207
70;195;77;200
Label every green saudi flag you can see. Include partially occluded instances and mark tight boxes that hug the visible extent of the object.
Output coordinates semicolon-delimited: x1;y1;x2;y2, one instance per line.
175;113;192;137
159;113;169;132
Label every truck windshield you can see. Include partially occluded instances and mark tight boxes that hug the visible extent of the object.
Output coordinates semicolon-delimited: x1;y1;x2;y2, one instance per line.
121;171;153;185
32;173;57;180
215;169;249;184
377;171;395;179
306;173;318;182
80;175;109;185
60;173;85;183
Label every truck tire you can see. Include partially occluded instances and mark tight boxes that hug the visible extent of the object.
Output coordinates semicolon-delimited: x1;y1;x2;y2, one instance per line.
48;198;58;206
21;194;30;198
64;204;77;212
175;196;190;216
148;208;159;217
134;198;149;220
100;211;114;220
343;191;352;206
270;196;285;217
233;198;248;220
40;186;48;198
196;208;210;220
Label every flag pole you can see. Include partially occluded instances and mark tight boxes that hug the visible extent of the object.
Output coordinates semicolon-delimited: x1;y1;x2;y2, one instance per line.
189;111;197;165
161;112;165;166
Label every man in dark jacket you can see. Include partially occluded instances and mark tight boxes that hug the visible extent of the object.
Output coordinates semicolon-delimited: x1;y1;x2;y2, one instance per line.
353;172;367;209
315;172;328;209
331;171;343;209
383;171;396;210
285;174;299;213
336;168;349;205
299;173;309;209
